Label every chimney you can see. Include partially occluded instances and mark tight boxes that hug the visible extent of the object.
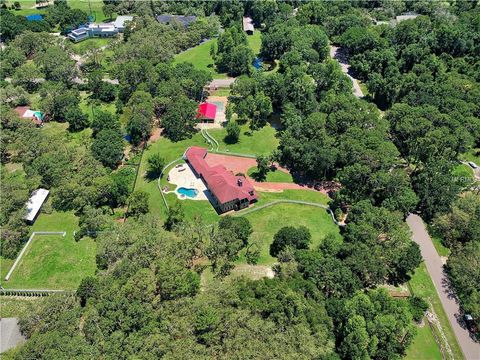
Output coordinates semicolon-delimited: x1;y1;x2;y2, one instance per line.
237;178;243;187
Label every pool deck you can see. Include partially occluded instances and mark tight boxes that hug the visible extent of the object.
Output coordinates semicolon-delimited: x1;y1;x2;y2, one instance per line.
167;164;209;201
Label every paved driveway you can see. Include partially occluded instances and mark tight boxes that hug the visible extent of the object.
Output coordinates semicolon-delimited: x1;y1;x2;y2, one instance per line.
406;214;480;360
329;45;364;98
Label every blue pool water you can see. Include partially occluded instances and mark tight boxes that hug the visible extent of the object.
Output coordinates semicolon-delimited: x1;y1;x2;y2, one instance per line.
178;187;198;198
253;57;263;70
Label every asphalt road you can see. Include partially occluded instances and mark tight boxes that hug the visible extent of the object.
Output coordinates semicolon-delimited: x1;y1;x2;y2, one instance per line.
0;318;25;353
407;214;480;360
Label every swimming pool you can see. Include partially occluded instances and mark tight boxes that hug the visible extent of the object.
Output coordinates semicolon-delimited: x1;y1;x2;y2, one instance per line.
177;187;198;198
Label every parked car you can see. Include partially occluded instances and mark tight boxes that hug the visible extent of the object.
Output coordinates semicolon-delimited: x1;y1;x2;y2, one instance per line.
464;314;477;333
468;161;478;169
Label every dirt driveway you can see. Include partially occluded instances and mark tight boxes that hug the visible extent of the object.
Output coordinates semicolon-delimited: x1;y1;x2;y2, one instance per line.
204;153;328;194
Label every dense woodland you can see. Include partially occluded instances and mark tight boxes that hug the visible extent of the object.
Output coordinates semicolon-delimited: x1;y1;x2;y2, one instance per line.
0;0;479;358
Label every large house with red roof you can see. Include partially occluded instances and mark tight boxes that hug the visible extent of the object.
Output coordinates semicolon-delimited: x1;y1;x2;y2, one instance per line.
184;146;258;213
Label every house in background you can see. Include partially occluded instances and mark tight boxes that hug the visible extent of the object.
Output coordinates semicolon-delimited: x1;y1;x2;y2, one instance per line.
184;147;257;213
67;15;133;42
156;15;197;27
243;17;254;35
196;103;217;123
25;189;49;224
15;106;45;126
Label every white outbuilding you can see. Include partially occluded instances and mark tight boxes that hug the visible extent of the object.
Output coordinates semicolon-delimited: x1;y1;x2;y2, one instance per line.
25;189;49;224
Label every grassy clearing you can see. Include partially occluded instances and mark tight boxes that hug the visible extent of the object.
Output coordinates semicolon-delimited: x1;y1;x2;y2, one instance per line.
174;39;228;79
0;297;44;318
1;211;96;290
246;31;262;56
247;166;294;183
409;263;464;360
431;235;450;257
461;148;480;164
215;124;279;155
239;201;341;265
210;88;231;97
405;321;443;360
70;37;113;55
67;0;111;22
452;163;474;179
174;31;262;79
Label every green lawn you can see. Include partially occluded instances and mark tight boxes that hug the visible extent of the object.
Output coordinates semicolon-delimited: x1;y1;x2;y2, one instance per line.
405;321;443;360
430;233;450;257
1;211;96;290
409;263;464;360
461;148;480;164
174;39;228;79
70;37;113;55
174;31;262;79
246;31;262;56
239;201;341;265
8;0;111;21
452;163;474;179
248;166;294;183
214;124;279;156
67;0;112;22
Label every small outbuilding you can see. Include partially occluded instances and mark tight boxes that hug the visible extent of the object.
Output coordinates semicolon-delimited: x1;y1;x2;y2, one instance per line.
196;103;217;123
15;106;45;126
243;17;254;35
25;189;49;224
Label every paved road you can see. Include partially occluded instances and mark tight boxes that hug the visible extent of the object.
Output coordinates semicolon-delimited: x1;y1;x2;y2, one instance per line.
0;318;25;353
329;45;364;98
407;214;480;360
208;78;236;88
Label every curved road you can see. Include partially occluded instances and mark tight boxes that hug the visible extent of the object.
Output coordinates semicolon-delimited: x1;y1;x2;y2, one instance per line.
407;214;480;360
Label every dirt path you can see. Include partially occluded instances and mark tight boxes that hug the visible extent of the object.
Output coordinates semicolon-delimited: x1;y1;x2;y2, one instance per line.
329;45;364;98
406;214;480;360
204;153;328;194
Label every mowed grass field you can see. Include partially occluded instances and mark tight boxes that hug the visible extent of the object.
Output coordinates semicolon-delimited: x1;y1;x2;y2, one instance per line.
409;263;464;360
174;39;228;79
239;200;340;265
405;321;443;360
2;211;96;290
174;31;262;79
8;0;111;21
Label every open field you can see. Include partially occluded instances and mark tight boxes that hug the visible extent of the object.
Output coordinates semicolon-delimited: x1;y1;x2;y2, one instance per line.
405;321;443;360
240;201;341;265
7;0;111;21
409;263;464;360
174;31;262;79
174;39;228;79
1;211;96;290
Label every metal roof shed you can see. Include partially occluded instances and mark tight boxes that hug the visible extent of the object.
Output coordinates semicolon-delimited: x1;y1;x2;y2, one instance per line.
25;189;49;224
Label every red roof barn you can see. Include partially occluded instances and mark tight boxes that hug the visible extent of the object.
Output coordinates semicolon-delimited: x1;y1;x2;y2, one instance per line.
184;146;257;213
196;103;217;123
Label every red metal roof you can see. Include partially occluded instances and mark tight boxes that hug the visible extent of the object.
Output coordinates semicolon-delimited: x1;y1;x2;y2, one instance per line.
185;146;257;205
196;103;217;120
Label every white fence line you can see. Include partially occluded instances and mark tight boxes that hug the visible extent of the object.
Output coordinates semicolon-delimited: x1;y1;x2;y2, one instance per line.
4;231;66;281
